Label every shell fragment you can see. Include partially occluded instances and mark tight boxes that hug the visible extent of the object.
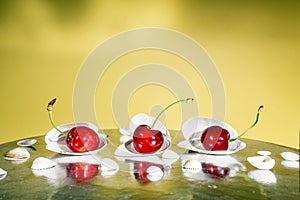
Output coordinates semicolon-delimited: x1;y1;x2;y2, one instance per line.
0;168;7;181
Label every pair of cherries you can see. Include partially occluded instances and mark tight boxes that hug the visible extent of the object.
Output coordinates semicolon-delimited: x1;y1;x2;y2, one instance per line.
133;99;263;153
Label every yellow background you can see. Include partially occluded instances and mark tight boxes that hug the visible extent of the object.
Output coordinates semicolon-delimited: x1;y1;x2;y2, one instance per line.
0;0;299;149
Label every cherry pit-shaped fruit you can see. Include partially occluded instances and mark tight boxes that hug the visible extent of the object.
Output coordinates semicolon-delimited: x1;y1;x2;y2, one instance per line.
201;105;263;151
47;98;100;153
133;98;194;154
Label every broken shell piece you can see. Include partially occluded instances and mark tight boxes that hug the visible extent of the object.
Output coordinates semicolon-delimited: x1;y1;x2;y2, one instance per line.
0;168;7;181
281;152;299;161
247;156;275;170
146;166;164;182
248;170;277;185
257;151;271;156
182;159;201;173
281;160;299;168
4;147;30;161
31;157;56;170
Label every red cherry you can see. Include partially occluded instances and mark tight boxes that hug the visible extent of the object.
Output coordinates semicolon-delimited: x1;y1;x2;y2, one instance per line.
133;161;163;184
201;163;230;178
133;125;164;153
200;126;230;151
66;126;100;153
66;163;99;183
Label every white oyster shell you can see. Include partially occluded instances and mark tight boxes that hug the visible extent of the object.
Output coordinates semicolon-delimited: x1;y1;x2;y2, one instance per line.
281;152;299;161
247;156;275;170
4;147;30;161
31;157;56;170
0;168;7;181
248;170;277;185
182;159;201;173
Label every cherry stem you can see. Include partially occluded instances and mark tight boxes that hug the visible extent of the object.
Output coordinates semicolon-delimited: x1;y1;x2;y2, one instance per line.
47;98;66;136
150;98;194;129
229;105;264;142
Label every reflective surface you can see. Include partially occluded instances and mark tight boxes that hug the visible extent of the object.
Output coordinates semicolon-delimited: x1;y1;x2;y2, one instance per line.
0;130;299;199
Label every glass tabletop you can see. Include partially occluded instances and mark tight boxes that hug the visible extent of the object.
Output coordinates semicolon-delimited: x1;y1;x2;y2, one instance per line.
0;129;299;200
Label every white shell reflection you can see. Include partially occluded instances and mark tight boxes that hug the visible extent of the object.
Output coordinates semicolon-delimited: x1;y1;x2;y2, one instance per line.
247;156;275;170
248;170;277;185
0;168;7;181
181;154;246;181
281;160;299;168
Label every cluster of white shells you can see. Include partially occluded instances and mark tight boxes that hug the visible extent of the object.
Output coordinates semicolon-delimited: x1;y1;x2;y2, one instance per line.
246;150;299;185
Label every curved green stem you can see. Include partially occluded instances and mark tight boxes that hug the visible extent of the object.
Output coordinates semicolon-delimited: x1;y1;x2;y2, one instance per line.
229;105;263;142
47;98;65;135
150;98;194;129
48;110;65;135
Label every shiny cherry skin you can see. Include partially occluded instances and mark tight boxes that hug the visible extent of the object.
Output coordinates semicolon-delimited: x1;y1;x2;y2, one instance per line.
133;125;164;153
201;163;230;178
66;163;99;183
200;126;230;151
66;126;100;153
133;161;163;184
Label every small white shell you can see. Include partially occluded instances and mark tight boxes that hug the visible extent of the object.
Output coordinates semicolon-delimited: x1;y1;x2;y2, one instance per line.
281;160;299;168
182;159;201;173
257;151;271;156
281;152;299;161
248;170;277;185
17;139;37;147
101;158;119;177
146;166;164;182
247;156;275;170
4;147;30;161
31;157;56;170
0;168;8;181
